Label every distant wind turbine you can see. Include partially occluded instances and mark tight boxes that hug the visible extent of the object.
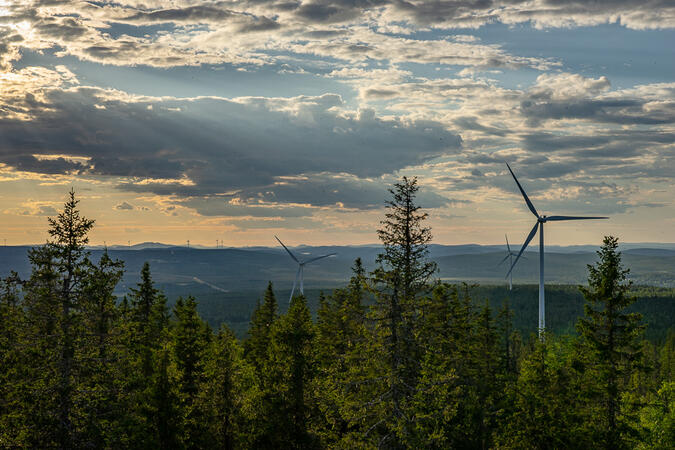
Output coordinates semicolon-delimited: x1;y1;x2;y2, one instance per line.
505;163;608;336
497;234;521;290
275;236;336;302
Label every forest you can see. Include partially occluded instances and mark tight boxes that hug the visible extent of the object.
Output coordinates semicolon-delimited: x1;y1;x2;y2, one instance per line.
0;180;673;449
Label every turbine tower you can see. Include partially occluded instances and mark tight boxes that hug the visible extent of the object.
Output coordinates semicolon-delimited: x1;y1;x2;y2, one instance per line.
505;163;608;336
275;236;336;302
497;234;520;290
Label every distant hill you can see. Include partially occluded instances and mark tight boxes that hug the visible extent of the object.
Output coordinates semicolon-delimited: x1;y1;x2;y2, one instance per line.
1;243;672;340
2;243;675;292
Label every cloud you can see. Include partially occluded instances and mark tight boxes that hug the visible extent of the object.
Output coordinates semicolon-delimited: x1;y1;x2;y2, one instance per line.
234;172;453;209
383;0;675;30
115;201;134;210
519;74;675;126
0;75;462;212
10;203;59;216
37;205;58;216
1;1;564;70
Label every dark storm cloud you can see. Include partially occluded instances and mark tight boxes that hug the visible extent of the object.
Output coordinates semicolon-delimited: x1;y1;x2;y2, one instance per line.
385;0;675;29
522;131;675;159
0;87;461;212
1;154;87;175
125;5;237;23
294;1;388;23
235;173;452;209
389;0;502;27
520;98;675;126
123;3;281;32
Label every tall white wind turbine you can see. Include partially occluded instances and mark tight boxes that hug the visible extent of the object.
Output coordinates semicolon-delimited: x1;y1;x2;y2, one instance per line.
505;163;608;336
498;234;520;290
275;236;336;302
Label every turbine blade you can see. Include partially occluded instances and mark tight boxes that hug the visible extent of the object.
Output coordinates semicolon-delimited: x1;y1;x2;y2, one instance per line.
304;253;337;264
506;221;539;278
497;254;510;267
506;162;539;218
505;234;511;252
546;215;609;221
290;265;300;302
275;235;299;263
300;265;304;295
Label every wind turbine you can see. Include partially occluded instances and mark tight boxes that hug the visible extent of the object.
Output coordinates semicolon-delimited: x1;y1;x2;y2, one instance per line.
497;234;520;290
505;163;608;336
275;236;336;302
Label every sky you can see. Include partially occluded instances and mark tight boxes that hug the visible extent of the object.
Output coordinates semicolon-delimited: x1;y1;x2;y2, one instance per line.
0;1;674;247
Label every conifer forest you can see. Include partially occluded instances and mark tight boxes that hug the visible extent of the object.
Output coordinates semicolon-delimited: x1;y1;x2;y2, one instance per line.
0;180;673;449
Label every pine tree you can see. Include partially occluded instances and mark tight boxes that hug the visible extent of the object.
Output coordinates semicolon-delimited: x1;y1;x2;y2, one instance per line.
19;243;61;447
313;260;367;446
353;176;437;447
198;325;244;449
407;283;462;448
129;262;168;378
152;343;182;449
497;336;591;449
497;298;520;378
18;190;96;447
577;236;646;449
242;282;282;447
49;190;96;448
244;281;278;373
77;250;124;447
0;272;25;445
123;262;170;446
266;295;317;448
172;296;211;448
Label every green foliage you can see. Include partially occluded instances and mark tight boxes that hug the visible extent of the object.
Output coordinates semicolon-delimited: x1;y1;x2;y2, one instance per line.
496;336;592;449
0;189;672;449
197;325;244;449
244;281;278;372
577;236;647;449
351;176;438;448
636;381;675;449
171;295;212;447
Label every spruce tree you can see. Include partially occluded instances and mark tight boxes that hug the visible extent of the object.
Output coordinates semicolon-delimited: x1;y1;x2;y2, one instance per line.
152;343;182;449
244;281;278;372
356;176;437;447
124;262;170;446
242;282;281;448
198;325;243;449
77;250;124;447
577;236;646;449
129;262;167;378
172;296;211;448
49;190;95;448
19;190;96;447
267;295;317;448
497;336;591;449
0;273;24;445
313;261;367;446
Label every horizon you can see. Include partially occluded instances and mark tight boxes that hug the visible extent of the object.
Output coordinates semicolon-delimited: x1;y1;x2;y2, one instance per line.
5;240;675;250
1;3;673;246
